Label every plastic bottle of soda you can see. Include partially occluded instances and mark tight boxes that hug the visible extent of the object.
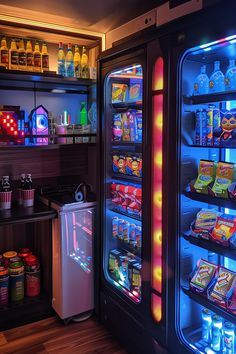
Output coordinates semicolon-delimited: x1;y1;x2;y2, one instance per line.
41;42;49;72
209;61;225;93
26;40;34;72
0;36;9;69
80;102;87;125
65;43;74;77
74;45;81;78
81;46;89;78
57;42;65;76
9;38;19;70
33;41;42;72
18;38;27;71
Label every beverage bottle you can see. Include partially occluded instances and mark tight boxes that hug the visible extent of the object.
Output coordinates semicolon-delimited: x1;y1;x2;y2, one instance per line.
0;36;9;69
65;43;74;77
0;176;11;192
18;38;27;71
33;41;42;72
225;59;236;91
211;315;223;352
9;38;19;70
57;42;65;76
74;45;81;78
26;40;34;72
223;321;235;354
24;173;33;190
193;65;209;95
81;46;89;78
209;60;225;93
19;173;26;189
41;42;49;72
201;308;212;343
80;102;87;125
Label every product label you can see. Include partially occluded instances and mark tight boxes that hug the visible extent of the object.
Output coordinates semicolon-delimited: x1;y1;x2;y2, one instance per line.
0;49;9;64
42;54;49;69
34;53;41;67
26;53;34;66
19;52;27;66
11;51;19;65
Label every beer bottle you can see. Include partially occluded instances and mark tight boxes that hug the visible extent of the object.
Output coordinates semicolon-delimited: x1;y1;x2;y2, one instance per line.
0;36;9;69
41;42;49;72
57;42;65;76
26;40;34;72
81;46;89;78
33;41;42;72
65;43;74;77
9;38;19;70
18;38;27;71
74;45;81;78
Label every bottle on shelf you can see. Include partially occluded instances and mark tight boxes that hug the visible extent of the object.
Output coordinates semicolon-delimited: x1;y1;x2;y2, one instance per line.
0;36;9;69
80;102;87;125
193;65;209;95
81;46;89;78
209;60;225;93
223;321;235;354
41;42;49;72
18;38;27;71
24;173;33;190
57;42;65;76
65;43;74;77
0;176;11;192
9;38;19;70
74;45;81;78
33;41;42;72
225;58;236;91
26;40;34;72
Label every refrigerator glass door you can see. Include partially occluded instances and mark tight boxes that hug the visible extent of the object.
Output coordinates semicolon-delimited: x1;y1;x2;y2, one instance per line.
178;35;236;353
103;63;143;303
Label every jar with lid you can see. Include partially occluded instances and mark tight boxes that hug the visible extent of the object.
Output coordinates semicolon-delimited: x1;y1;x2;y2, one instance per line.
25;255;40;297
0;266;9;306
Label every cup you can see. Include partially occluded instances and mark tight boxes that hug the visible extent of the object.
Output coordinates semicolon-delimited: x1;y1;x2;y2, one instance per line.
0;191;12;210
22;189;35;207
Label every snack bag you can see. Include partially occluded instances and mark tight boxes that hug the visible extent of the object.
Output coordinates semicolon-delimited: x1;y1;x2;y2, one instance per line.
134;111;142;142
125;155;142;177
211;161;234;198
127;110;136;142
190;259;218;294
112;154;119;173
211;214;236;247
113;114;122;141
191;209;218;240
112;83;128;103
127;187;142;216
112;154;126;174
121;113;130;141
129;82;142;102
209;266;236;307
193;160;215;194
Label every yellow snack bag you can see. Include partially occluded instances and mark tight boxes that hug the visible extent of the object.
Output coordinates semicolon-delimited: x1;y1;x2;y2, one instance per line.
193;160;215;194
211;161;234;198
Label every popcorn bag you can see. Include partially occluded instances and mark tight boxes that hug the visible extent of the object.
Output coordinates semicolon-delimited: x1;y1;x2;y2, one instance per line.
0;191;12;210
22;189;35;207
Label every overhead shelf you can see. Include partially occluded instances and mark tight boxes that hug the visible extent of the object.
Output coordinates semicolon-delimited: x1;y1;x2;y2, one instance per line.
184;90;236;104
183;190;236;209
111;102;142;110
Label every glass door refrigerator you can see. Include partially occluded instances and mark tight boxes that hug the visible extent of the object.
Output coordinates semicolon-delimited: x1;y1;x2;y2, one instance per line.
166;1;236;353
97;35;169;354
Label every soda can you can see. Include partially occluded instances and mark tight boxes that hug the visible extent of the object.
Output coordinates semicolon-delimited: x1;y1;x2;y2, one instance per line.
212;108;221;146
206;108;213;146
118;219;125;241
123;221;130;243
109;249;121;281
129;224;136;247
211;315;223;352
135;226;142;249
201;308;212;343
195;109;207;146
119;255;129;288
112;217;119;238
223;321;235;354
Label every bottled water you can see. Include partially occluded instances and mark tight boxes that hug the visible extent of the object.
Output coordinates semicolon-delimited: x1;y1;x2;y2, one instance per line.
193;65;209;95
209;61;225;93
223;322;235;354
225;59;236;91
57;42;65;76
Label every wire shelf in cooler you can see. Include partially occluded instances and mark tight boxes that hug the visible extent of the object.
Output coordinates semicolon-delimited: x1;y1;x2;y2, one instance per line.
110;208;141;221
183;190;236;210
111;102;142;111
183;90;236;105
182;288;236;324
183;231;236;260
111;174;142;184
116;238;141;258
188;144;236;149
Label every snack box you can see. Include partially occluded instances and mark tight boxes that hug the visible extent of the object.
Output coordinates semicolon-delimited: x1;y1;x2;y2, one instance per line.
209;266;236;307
129;81;142;102
190;258;218;294
210;161;234;198
193;160;215;194
211;214;236;247
112;83;128;103
191;209;218;240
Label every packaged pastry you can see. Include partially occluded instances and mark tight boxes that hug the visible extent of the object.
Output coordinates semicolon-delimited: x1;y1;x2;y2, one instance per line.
191;209;218;240
190;258;218;294
211;161;234;198
193;160;215;194
209;266;236;307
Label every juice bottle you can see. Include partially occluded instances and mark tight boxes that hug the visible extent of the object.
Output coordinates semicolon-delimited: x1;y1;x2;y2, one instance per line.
41;42;49;72
26;40;34;72
80;102;87;125
209;60;225;93
81;46;89;78
33;41;42;72
65;43;74;77
9;38;19;70
18;38;27;71
74;45;81;78
0;36;9;69
225;58;236;91
57;42;65;76
193;65;209;95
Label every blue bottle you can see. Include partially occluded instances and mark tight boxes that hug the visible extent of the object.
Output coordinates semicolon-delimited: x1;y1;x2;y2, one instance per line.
225;59;236;91
209;61;225;93
211;315;223;352
57;42;65;77
201;308;212;343
193;65;209;95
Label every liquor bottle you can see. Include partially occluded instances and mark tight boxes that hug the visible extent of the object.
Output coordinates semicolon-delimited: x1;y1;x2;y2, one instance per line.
193;65;209;95
81;46;89;78
9;38;19;70
18;38;27;71
57;42;65;76
0;176;11;192
209;60;225;93
74;45;81;78
24;173;33;190
41;42;49;72
80;102;87;125
225;59;236;91
65;43;74;77
26;40;34;72
0;36;9;69
33;41;42;72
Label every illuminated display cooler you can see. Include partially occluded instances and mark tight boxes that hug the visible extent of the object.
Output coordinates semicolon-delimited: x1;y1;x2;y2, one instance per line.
97;34;168;354
165;1;236;354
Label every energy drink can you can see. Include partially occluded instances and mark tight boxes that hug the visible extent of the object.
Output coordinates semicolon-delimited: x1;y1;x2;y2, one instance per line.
135;226;142;249
206;108;213;145
112;217;119;238
118;219;125;241
123;221;130;243
195;109;207;146
129;224;136;247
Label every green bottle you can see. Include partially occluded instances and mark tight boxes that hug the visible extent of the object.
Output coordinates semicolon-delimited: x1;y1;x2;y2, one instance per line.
80;102;87;125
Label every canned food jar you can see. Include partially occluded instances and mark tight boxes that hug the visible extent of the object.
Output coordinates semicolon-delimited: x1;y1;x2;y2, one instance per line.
9;261;24;275
18;248;32;260
3;251;17;266
24;255;40;272
10;272;24;301
25;269;40;297
0;267;9;306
